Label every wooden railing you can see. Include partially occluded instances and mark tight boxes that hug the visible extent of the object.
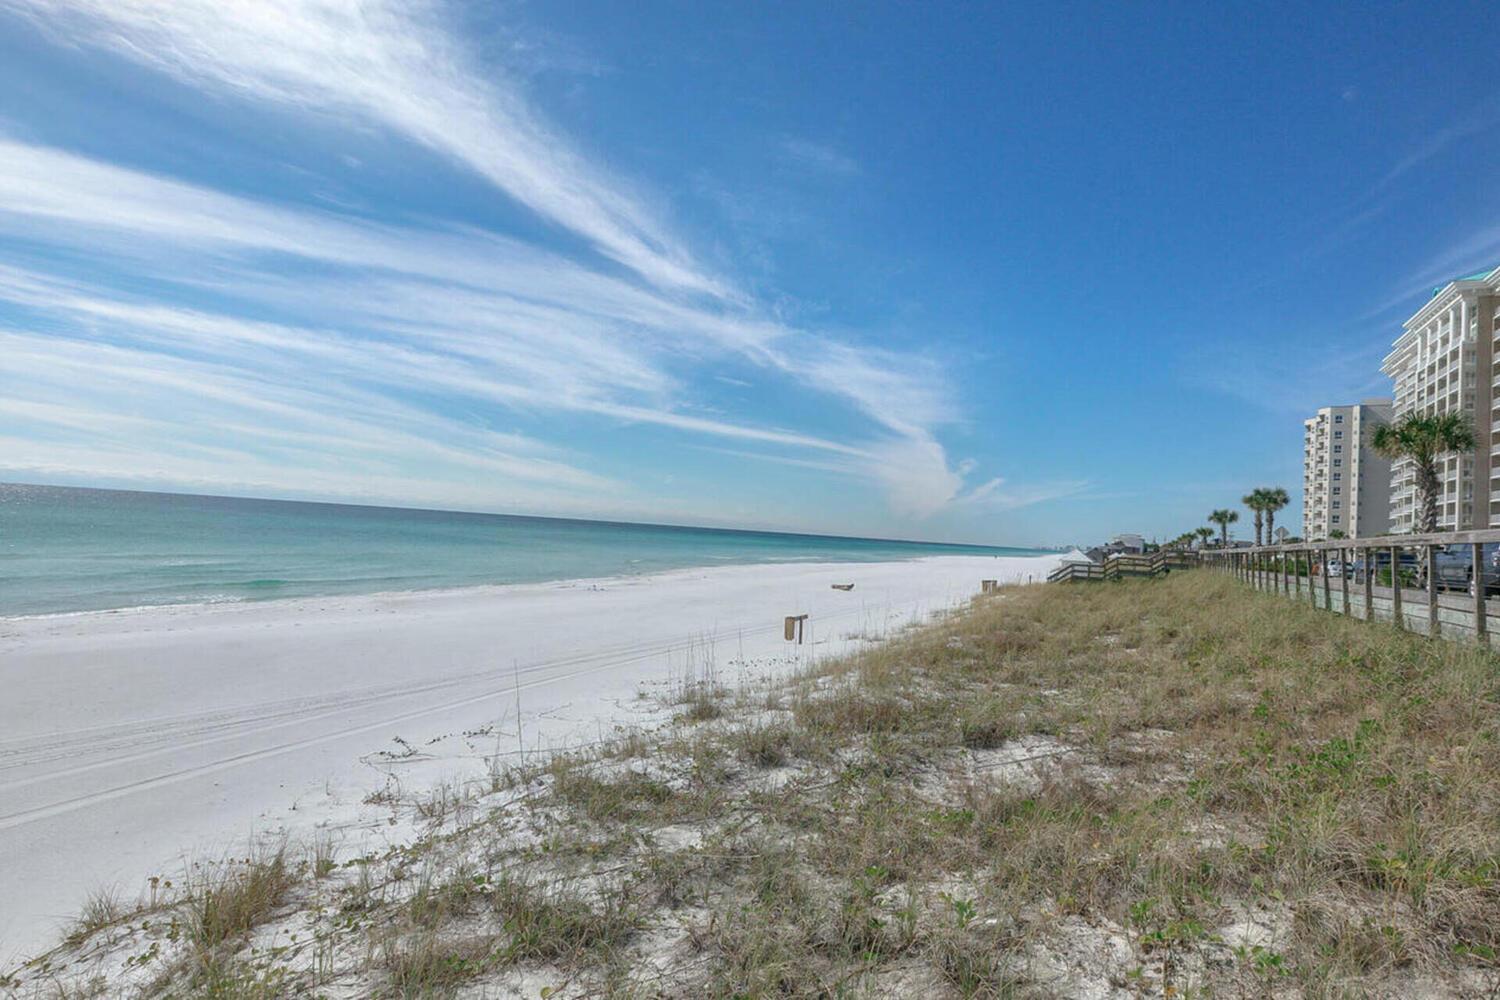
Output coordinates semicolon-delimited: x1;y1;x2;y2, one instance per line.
1047;551;1196;583
1201;530;1500;643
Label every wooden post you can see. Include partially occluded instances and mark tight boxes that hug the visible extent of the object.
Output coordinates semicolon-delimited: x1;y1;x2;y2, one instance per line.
1426;543;1439;638
1307;549;1316;607
1322;546;1331;611
1340;545;1350;616
784;614;808;644
1390;545;1403;630
1280;550;1288;596
1474;541;1487;643
1363;544;1374;622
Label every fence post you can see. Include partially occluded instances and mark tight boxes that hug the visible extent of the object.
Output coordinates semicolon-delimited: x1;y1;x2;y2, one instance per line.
1305;549;1314;607
1473;541;1487;643
1426;543;1439;638
1280;549;1288;596
1363;544;1374;622
1390;545;1403;630
1322;546;1331;611
1340;545;1350;616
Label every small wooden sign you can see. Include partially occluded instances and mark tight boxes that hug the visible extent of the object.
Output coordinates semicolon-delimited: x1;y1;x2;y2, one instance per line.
784;614;809;643
981;579;998;593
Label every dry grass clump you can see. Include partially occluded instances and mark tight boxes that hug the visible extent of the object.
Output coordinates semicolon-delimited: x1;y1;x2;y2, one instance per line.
732;719;799;767
548;760;678;825
378;930;494;996
374;871;639;995
184;848;295;948
489;874;639;965
63;889;126;947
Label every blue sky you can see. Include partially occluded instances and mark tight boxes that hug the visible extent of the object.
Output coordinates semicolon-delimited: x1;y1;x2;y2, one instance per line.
2;1;1499;546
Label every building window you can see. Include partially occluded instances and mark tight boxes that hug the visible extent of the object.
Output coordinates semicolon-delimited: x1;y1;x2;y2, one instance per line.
1333;473;1341;480
1334;415;1344;423
1334;430;1343;439
1334;459;1342;467
1333;445;1342;453
1332;514;1341;522
1333;486;1341;493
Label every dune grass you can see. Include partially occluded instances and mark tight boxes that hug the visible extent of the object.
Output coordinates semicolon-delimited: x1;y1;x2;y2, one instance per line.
10;570;1500;997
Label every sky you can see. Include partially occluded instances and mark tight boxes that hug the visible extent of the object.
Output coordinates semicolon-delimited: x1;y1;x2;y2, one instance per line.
2;1;1500;547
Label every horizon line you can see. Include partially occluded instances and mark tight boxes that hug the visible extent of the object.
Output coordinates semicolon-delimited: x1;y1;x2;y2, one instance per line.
0;480;1061;554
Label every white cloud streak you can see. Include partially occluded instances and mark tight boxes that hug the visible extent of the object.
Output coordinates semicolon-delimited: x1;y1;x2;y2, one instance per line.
0;138;971;504
2;0;723;297
0;0;1033;522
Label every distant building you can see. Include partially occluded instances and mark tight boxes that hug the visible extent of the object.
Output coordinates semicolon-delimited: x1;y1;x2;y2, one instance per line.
1380;266;1500;531
1302;400;1393;540
1107;533;1145;554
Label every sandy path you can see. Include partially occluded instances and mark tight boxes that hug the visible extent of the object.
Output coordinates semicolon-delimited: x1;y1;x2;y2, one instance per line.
0;552;1063;962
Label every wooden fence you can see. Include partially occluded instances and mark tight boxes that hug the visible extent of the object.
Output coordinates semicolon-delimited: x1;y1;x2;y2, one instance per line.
1201;530;1500;645
1047;551;1197;583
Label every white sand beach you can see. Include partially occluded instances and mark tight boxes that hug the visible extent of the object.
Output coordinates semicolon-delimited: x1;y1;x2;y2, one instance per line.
0;552;1064;963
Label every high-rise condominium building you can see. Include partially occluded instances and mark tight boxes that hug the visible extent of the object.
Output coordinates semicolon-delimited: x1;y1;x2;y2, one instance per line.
1380;267;1500;532
1302;401;1394;540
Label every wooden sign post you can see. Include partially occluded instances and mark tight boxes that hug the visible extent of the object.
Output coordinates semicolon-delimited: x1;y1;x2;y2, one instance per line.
784;614;808;644
981;579;998;593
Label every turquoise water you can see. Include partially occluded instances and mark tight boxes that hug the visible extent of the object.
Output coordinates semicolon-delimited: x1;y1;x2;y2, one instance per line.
0;483;1048;617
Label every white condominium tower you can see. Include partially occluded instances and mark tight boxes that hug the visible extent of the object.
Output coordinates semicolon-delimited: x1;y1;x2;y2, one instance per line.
1302;401;1393;540
1380;266;1500;532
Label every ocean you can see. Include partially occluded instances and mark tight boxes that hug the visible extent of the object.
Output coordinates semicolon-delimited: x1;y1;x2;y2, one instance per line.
0;483;1048;617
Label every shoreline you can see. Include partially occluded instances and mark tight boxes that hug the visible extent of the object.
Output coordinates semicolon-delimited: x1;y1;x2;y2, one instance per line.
0;551;1065;964
0;551;1060;623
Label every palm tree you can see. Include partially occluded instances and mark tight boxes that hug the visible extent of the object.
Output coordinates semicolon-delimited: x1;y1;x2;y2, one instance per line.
1208;508;1238;548
1242;489;1267;546
1372;412;1477;533
1194;526;1214;549
1262;487;1289;544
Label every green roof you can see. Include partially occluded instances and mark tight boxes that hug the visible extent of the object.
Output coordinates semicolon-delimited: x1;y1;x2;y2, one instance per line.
1432;265;1498;297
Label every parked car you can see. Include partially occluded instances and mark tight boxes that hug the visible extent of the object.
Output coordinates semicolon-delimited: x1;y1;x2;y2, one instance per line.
1414;542;1500;595
1350;550;1419;584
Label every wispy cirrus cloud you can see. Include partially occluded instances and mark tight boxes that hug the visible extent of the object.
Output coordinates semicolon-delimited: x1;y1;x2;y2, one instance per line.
1372;98;1500;194
0;0;1029;524
777;136;860;178
1;0;722;297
